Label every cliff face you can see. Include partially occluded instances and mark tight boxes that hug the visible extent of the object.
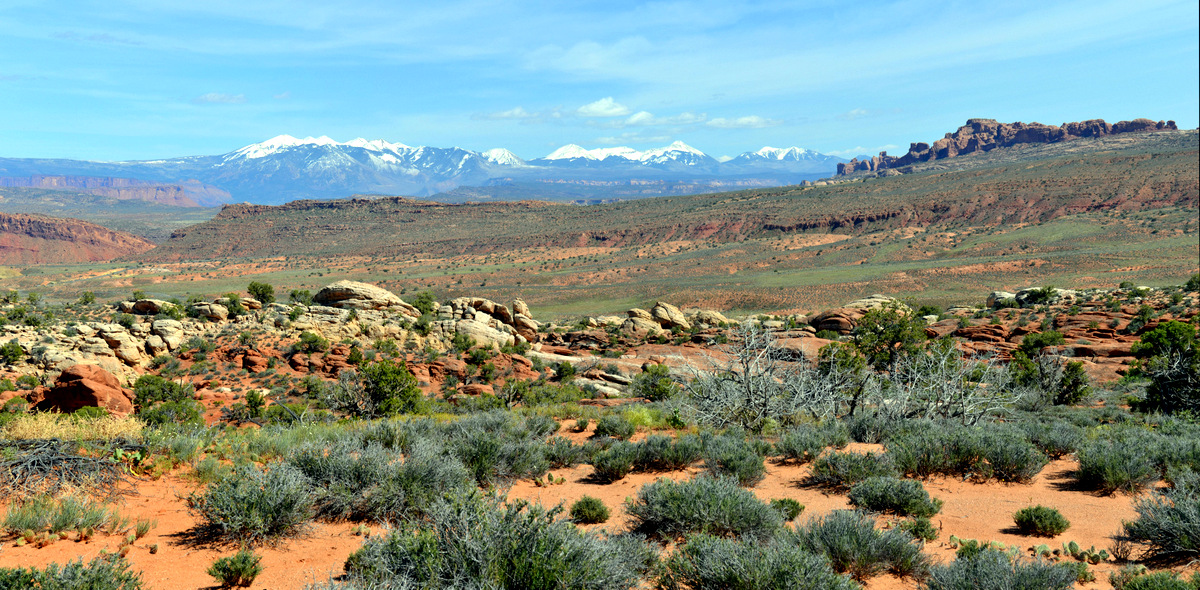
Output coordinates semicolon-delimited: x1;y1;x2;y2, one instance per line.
837;118;1179;175
0;176;230;207
0;213;155;265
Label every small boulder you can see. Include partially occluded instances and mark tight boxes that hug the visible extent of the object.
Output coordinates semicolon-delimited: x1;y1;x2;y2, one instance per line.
132;299;172;315
190;302;229;322
651;302;691;330
36;364;133;416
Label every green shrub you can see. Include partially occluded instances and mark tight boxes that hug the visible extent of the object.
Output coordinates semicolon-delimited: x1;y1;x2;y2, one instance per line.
630;364;679;401
923;548;1078;590
900;517;939;542
770;498;804;521
888;425;1047;483
775;422;849;464
293;331;329;353
793;509;929;582
627;476;782;541
207;549;263;588
1111;569;1197;590
247;282;275;305
0;555;143;589
593;413;635;440
1017;330;1066;356
3;495;118;535
360;360;427;417
138;399;204;426
809;451;897;490
132;374;194;410
1020;420;1083;459
452;427;549;487
1012;505;1070;537
545;436;588;468
702;435;766;486
660;533;860;590
343;494;649;590
848;477;943;518
1076;429;1160;494
590;441;639;482
1130;321;1199;415
570;496;610;524
635;434;703;472
1122;471;1200;563
0;339;22;364
187;464;314;545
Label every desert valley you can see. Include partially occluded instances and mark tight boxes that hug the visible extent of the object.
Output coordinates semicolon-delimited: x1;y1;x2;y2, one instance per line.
0;110;1194;590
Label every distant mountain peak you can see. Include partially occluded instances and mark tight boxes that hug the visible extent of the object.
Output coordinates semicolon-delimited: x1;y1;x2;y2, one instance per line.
229;135;411;160
542;141;710;163
482;148;525;166
752;146;815;160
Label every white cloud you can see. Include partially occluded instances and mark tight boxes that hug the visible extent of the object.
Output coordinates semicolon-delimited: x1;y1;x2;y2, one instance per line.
622;111;706;127
193;92;246;104
838;108;870;121
484;106;536;119
273;91;291;100
706;115;780;129
576;97;631;117
595;132;673;145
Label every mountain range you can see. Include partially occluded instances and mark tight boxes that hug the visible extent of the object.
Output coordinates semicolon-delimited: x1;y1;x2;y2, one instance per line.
0;136;845;205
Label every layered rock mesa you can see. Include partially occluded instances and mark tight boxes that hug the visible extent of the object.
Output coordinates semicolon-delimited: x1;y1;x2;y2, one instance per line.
0;212;155;265
837;118;1180;175
0;175;229;207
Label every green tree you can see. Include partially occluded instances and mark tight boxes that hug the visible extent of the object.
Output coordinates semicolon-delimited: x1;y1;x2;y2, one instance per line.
247;281;276;304
289;289;313;305
410;292;437;315
1131;320;1199;414
852;302;927;371
0;339;23;365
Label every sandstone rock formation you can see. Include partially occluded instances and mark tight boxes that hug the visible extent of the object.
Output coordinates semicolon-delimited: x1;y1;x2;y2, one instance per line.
0;175;230;207
0;212;155;265
313;280;419;315
34;364;134;415
808;295;910;334
837;118;1180;176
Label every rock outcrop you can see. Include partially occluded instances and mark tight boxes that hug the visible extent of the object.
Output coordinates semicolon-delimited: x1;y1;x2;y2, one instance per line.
837;118;1180;176
0;212;155;265
313;281;419;315
808;295;910;335
34;364;134;415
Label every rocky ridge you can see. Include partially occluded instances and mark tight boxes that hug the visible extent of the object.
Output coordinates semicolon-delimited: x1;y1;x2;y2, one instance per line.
0;212;156;265
837;118;1180;176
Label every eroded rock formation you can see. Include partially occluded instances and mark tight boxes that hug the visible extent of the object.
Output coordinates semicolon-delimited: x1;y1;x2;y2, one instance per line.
837;118;1179;175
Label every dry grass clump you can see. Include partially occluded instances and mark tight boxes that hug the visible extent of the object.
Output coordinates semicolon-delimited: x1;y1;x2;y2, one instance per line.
2;412;143;442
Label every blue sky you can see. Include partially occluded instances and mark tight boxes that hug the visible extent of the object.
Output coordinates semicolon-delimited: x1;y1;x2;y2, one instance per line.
1;0;1196;161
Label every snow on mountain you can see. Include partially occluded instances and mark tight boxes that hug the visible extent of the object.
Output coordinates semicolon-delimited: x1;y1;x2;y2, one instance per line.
227;135;415;161
749;146;819;161
3;134;845;204
482;148;526;167
543;144;644;161
541;141;712;164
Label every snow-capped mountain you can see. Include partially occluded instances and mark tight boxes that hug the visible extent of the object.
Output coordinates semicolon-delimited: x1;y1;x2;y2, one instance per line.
0;136;845;205
721;146;847;174
538;141;715;166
